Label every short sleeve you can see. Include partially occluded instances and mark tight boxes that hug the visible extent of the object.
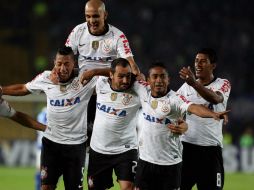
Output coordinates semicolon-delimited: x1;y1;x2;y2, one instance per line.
116;33;133;58
26;72;47;94
65;25;80;55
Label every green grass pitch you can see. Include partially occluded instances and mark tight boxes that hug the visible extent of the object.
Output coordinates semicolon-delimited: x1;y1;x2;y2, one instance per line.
0;166;253;190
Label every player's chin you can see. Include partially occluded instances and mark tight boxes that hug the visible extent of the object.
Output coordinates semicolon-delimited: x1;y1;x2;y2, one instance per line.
89;25;100;34
118;85;129;90
155;86;165;91
59;75;70;83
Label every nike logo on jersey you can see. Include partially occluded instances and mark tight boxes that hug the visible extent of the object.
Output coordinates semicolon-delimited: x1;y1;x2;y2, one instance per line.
79;42;86;46
97;103;126;117
142;112;171;124
50;97;81;107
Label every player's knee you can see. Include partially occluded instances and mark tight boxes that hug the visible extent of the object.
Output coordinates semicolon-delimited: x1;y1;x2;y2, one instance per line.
41;184;56;190
119;180;134;190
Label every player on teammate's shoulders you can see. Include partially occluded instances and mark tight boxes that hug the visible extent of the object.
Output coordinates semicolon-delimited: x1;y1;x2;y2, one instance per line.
65;0;142;76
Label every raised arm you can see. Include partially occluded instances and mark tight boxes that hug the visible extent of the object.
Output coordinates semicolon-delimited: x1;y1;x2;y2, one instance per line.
179;67;223;104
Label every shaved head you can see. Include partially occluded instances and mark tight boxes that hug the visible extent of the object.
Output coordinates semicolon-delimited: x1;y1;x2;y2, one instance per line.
85;0;108;35
85;0;106;12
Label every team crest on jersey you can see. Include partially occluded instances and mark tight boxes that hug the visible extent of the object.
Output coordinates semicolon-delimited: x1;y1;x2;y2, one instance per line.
161;101;170;113
92;41;99;50
111;93;117;101
151;100;158;109
102;39;113;53
71;79;80;91
40;166;48;180
122;94;132;105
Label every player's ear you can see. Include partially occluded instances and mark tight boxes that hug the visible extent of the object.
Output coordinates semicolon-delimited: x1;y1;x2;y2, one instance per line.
147;76;151;84
168;76;171;85
211;63;216;70
109;71;113;79
104;11;108;20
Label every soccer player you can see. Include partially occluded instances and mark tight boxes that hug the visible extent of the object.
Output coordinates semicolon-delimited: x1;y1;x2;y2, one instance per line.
65;0;140;75
132;62;229;190
177;48;231;190
1;46;96;190
0;97;46;131
87;58;140;190
65;0;143;140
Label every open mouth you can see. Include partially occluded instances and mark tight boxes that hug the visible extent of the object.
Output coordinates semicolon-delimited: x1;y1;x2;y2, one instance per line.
195;68;203;74
89;24;99;31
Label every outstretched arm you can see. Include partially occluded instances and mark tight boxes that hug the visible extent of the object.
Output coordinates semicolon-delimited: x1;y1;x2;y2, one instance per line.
0;98;46;131
1;84;30;96
11;111;46;131
179;66;223;104
188;104;229;121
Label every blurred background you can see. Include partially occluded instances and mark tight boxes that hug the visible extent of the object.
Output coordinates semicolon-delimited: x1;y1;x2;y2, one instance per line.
0;0;254;174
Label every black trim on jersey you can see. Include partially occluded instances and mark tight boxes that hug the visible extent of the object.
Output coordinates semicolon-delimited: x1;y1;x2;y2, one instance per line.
108;73;137;92
200;77;217;87
151;87;171;98
88;23;109;36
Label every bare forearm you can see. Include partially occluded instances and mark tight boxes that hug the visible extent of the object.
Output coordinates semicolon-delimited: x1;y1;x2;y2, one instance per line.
188;104;216;118
2;84;30;96
11;111;46;131
191;81;223;104
126;57;140;75
93;68;111;77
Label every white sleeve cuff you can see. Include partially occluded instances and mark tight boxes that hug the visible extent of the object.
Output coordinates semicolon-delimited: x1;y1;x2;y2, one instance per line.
0;98;16;117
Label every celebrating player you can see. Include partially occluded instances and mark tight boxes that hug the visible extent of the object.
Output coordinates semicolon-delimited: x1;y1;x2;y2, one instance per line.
178;48;231;190
1;46;96;190
133;62;229;190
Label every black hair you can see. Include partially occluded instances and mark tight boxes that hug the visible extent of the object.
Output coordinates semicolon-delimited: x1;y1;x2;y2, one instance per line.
57;46;74;56
111;58;131;73
148;61;168;76
197;48;217;64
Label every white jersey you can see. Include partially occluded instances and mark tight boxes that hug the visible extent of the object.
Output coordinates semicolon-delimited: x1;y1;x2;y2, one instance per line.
65;22;133;71
133;81;192;165
26;71;96;145
90;76;140;155
177;78;231;147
